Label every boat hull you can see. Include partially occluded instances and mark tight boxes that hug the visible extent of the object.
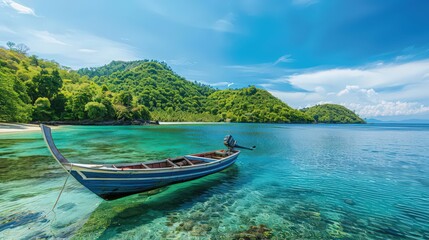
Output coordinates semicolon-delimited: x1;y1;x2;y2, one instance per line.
69;153;239;200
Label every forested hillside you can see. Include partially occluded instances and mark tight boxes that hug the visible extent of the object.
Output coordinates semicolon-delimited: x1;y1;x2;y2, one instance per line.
301;104;365;123
79;60;214;113
78;61;313;123
1;45;362;124
206;86;314;123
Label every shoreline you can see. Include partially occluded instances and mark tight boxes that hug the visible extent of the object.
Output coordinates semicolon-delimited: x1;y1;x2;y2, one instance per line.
0;123;42;134
159;122;227;125
0;122;223;134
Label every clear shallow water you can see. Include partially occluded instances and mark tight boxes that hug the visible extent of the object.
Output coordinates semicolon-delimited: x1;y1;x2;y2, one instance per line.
0;123;428;239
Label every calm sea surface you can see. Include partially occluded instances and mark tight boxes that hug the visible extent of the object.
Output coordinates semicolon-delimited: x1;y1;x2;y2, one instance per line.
0;123;428;239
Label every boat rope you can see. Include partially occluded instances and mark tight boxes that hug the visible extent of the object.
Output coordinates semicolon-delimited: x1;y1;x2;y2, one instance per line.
20;164;73;238
51;163;73;211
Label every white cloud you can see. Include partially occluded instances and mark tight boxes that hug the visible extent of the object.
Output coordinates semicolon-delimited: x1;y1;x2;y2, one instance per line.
337;85;377;98
285;59;429;92
225;64;270;74
78;48;97;53
274;54;293;65
395;54;414;62
32;31;68;45
267;59;429;118
212;13;235;32
2;0;36;16
347;101;429;117
210;81;234;87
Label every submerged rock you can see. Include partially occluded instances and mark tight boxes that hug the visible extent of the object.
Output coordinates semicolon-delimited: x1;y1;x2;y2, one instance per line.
190;225;207;236
343;198;356;206
176;220;194;231
327;222;348;238
233;224;273;240
0;211;43;232
58;202;76;211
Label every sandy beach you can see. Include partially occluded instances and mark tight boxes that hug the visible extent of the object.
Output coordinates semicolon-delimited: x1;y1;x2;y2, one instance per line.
0;123;42;133
159;122;228;125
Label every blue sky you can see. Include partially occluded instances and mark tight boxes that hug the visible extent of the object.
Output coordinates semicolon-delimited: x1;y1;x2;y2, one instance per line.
1;0;429;120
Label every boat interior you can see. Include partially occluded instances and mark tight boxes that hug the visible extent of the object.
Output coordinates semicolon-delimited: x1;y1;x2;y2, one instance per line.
112;150;236;170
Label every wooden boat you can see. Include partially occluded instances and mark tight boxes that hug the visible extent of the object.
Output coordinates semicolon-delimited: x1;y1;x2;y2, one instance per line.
40;124;254;200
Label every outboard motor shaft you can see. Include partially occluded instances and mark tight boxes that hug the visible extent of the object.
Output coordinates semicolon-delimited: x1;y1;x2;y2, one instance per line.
224;135;256;151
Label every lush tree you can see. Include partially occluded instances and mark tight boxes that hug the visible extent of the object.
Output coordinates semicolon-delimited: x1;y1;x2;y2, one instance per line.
15;43;30;55
6;41;15;50
29;55;39;66
50;93;67;119
0;72;32;122
27;69;63;102
114;104;132;120
101;99;116;119
32;97;51;121
6;42;30;54
85;102;107;121
0;52;32;122
131;105;151;120
116;91;133;107
69;85;94;120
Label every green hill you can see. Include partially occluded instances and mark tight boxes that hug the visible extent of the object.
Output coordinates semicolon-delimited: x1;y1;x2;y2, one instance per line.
301;104;365;124
78;62;314;123
206;86;314;123
80;60;214;114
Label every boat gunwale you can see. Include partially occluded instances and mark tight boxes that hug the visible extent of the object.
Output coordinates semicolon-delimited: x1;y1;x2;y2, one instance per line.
63;151;240;173
72;156;238;181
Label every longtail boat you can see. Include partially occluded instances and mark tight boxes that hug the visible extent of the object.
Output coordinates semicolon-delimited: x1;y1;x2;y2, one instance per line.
40;124;254;200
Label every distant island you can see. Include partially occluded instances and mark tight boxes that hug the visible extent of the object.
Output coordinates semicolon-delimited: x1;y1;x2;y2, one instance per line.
0;45;364;124
301;104;365;124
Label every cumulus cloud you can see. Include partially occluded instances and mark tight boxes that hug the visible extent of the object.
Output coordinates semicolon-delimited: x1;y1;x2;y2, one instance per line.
267;59;429;118
337;85;377;98
347;101;429;117
2;0;36;16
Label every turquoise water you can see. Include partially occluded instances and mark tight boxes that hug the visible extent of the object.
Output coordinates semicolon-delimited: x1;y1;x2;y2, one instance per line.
0;123;428;239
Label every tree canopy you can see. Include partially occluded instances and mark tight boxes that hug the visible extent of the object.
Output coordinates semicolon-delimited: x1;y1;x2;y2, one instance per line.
206;86;314;123
301;104;365;124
